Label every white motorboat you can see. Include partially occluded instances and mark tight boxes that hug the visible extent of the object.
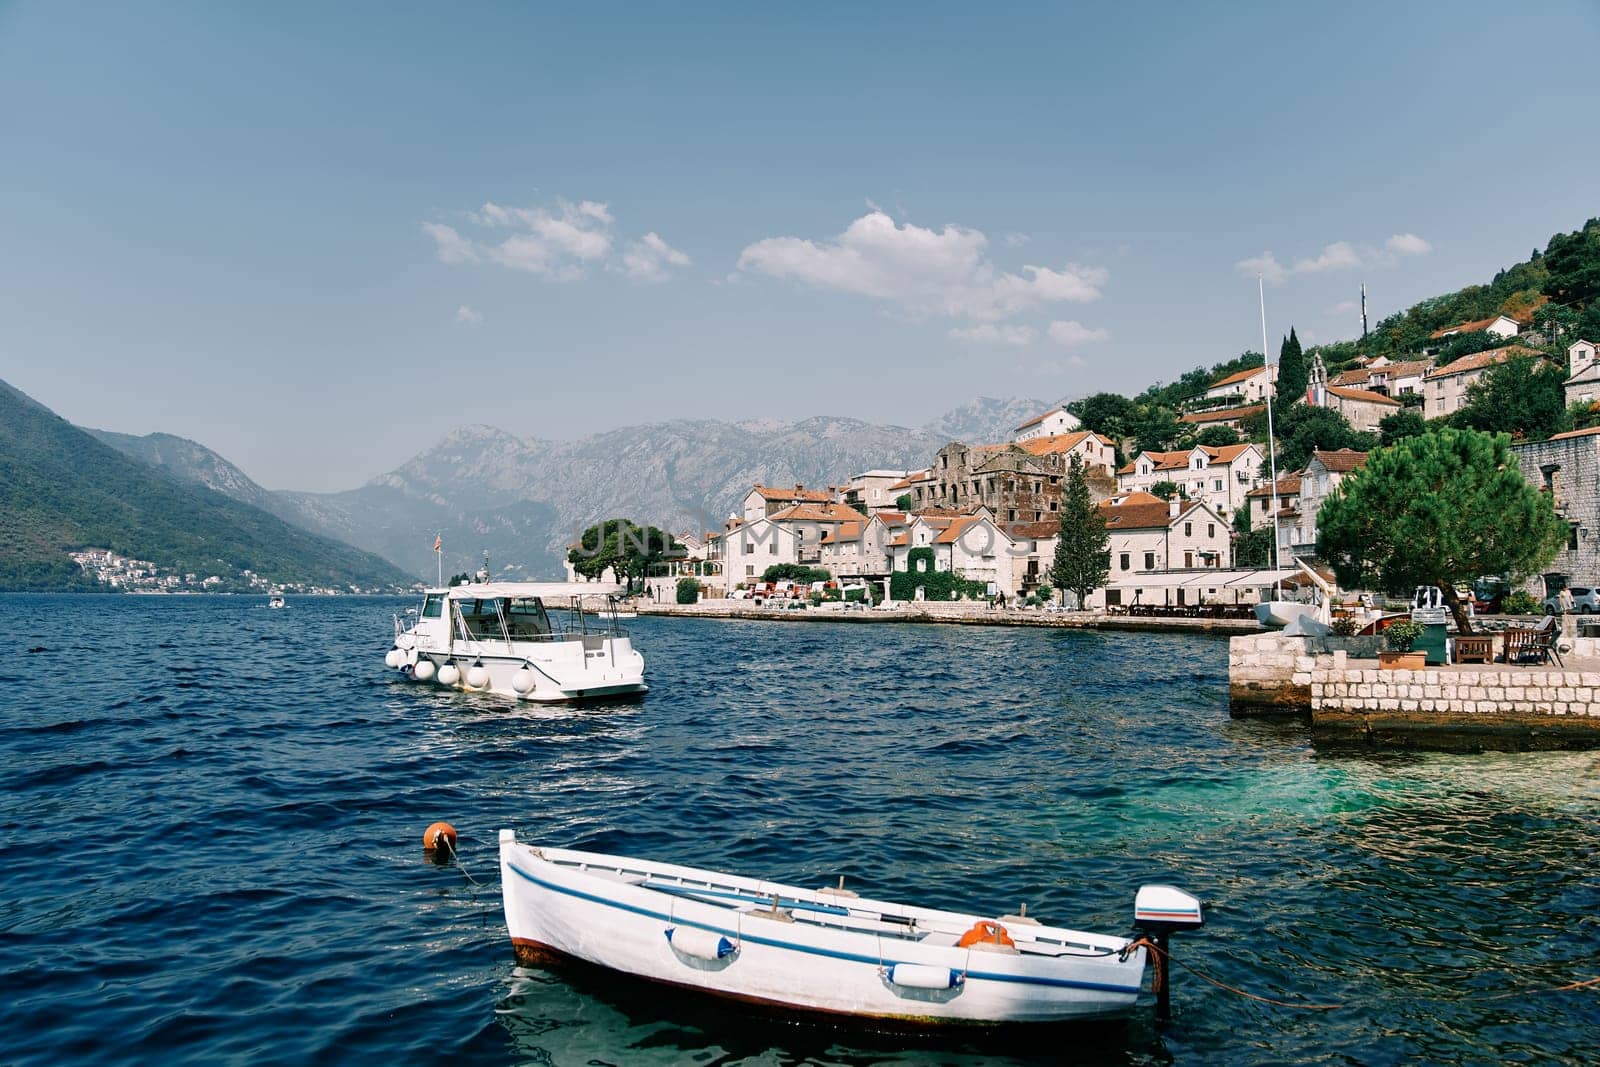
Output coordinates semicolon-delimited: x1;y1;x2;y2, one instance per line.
385;583;647;702
267;593;286;609
498;830;1203;1025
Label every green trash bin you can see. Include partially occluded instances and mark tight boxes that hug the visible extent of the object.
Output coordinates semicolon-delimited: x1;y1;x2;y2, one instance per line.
1416;623;1448;666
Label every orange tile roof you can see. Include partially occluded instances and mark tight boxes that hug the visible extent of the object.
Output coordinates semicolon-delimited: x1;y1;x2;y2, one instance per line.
1209;365;1269;389
1325;384;1401;406
1246;475;1302;498
1309;449;1369;473
1003;520;1060;539
1332;359;1433;387
1179;403;1265;425
1097;496;1202;530
818;522;862;545
1012;431;1108;456
751;484;835;502
887;470;931;490
1547;426;1600;441
1428;315;1516;340
934;516;987;544
870;511;910;526
1423;345;1539;379
767;502;863;523
1201;443;1257;463
888;533;910;547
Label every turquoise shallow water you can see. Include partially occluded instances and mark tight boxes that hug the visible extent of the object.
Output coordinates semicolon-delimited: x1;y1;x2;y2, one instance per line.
1;594;1596;1064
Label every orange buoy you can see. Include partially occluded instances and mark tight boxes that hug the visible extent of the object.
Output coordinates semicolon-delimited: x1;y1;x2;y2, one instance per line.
422;821;458;853
956;920;1016;949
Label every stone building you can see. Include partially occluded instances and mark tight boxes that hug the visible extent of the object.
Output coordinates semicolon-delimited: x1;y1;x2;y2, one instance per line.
1513;427;1600;591
1013;405;1082;442
1306;354;1401;432
910;432;1117;523
1562;339;1600;409
1116;442;1265;521
1422;345;1538;420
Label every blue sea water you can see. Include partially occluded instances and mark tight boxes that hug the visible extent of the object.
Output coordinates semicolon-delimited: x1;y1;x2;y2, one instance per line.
1;594;1596;1065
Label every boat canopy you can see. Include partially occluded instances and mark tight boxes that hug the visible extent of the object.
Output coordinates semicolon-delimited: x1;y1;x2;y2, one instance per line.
1104;568;1296;590
429;582;626;600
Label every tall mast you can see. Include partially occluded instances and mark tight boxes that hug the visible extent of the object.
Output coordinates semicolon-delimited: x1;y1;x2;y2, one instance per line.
1259;275;1282;595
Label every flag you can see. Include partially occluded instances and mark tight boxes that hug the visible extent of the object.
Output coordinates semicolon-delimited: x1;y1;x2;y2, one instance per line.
434;535;442;552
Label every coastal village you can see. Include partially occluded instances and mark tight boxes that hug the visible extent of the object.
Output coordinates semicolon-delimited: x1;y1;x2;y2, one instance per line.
599;324;1600;616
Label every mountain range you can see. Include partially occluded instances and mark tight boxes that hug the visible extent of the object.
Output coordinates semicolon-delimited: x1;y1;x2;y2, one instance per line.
89;397;1048;581
0;381;413;591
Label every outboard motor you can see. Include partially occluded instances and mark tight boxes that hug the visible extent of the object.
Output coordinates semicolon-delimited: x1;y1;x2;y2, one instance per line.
1133;885;1204;1019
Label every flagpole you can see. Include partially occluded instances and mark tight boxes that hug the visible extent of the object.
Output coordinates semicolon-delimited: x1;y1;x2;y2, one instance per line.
1259;276;1283;598
436;534;443;586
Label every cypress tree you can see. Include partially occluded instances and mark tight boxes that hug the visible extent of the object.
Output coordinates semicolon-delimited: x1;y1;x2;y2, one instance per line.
1050;455;1110;610
1276;328;1308;406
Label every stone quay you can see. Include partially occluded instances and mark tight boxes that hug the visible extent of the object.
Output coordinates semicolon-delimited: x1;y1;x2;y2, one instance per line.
1230;631;1600;750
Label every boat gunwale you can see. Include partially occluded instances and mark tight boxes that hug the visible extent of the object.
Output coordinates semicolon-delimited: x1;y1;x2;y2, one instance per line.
505;841;1141;990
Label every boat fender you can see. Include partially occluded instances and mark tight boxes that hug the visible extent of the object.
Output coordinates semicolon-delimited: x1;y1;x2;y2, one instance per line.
886;963;963;990
412;659;437;682
422;821;457;853
437;662;461;687
465;661;490;689
511;667;536;694
664;926;736;960
384;648;402;668
956;921;1017;952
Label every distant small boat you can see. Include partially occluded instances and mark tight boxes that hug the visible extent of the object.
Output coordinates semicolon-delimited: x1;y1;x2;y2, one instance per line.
267;594;286;609
498;831;1203;1025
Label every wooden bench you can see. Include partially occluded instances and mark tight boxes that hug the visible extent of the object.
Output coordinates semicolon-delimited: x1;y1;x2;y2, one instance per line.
1452;635;1496;664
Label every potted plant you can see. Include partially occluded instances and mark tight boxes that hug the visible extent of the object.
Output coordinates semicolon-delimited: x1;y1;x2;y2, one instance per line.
1378;619;1426;670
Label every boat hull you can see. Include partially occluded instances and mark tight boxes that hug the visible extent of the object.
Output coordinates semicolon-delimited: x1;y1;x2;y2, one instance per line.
499;836;1146;1025
1254;601;1316;629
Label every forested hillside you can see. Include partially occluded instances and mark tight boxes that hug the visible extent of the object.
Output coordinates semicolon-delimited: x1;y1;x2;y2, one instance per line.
0;380;413;591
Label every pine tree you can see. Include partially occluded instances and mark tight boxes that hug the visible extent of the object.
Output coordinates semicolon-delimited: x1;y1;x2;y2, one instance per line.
1276;328;1307;406
1318;428;1567;633
1049;455;1110;610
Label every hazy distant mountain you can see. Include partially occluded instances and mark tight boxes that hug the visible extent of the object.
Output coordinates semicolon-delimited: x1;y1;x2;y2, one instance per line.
92;398;1046;581
0;381;413;591
87;428;278;511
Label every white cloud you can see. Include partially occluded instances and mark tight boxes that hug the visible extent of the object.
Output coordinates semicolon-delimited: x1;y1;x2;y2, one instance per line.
949;324;1036;346
1386;232;1432;256
1240;232;1432;284
454;304;482;326
619;232;692;282
736;210;1106;321
1046;320;1110;347
1293;241;1363;274
1236;251;1287;285
1004;232;1030;247
423;198;680;283
423;223;477;265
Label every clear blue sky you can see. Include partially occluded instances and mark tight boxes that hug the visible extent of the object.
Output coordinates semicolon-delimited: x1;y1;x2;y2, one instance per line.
3;1;1598;490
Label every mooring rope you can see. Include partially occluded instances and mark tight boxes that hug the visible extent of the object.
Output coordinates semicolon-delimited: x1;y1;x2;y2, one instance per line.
439;834;488;890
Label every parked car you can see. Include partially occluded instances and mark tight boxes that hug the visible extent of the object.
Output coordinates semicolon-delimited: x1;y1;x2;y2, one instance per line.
1568;586;1600;613
1544;589;1575;615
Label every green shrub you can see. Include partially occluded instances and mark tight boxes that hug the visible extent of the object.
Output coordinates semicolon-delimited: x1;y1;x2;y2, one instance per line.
762;563;831;584
1330;615;1360;636
675;577;701;604
1384;620;1424;652
1503;590;1541;615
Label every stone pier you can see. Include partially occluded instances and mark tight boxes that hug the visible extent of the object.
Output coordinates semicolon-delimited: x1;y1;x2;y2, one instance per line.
1228;633;1600;750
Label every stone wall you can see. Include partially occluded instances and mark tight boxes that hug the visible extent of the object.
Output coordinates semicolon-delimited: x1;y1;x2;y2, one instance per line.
1512;432;1600;586
1310;656;1600;749
1228;633;1314;714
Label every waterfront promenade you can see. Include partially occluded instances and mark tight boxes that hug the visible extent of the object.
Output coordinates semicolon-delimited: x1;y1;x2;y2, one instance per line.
637;599;1260;636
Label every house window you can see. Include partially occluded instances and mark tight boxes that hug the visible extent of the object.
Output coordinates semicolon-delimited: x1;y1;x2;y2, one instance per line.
1144;552;1155;569
1120;553;1130;570
1570;524;1580;551
1184;522;1192;537
1185;551;1193;568
743;542;753;555
1213;480;1222;492
1207;523;1215;537
746;565;754;576
769;542;778;555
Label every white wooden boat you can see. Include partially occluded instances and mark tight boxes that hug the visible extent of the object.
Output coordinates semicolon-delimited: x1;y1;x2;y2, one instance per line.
385;583;646;702
499;830;1202;1025
267;593;286;609
1254;600;1317;629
